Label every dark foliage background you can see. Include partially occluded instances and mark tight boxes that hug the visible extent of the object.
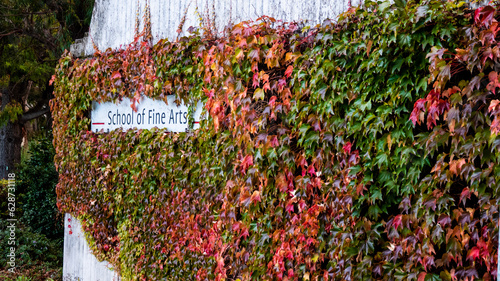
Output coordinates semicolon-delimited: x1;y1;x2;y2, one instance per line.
18;137;62;239
0;136;63;280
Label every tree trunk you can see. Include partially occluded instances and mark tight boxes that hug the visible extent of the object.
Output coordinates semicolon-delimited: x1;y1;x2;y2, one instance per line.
0;84;24;179
0;120;22;179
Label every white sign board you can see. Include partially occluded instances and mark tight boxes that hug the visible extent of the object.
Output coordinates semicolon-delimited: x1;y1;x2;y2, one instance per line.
91;95;203;133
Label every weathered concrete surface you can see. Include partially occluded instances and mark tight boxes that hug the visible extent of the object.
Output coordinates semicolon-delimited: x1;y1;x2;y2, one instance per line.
69;37;88;58
63;213;120;281
84;0;361;55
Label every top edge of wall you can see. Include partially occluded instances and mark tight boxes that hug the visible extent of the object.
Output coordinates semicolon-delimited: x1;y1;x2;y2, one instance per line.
83;0;362;56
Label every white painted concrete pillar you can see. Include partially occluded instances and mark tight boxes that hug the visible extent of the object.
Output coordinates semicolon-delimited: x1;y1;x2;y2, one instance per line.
63;213;120;281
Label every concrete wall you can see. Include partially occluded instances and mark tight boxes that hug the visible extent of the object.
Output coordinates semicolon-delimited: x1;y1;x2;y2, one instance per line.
67;0;358;280
84;0;361;55
63;213;120;281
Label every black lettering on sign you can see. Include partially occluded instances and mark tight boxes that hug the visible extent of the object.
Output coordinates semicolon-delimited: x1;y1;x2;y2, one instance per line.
155;112;161;124
169;109;174;124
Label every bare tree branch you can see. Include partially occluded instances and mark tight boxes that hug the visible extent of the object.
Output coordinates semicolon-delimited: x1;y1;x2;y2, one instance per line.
0;29;22;38
20;107;50;122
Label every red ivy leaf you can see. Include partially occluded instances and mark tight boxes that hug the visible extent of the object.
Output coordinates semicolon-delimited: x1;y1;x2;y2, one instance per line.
298;199;306;212
250;191;261;204
356;184;368;196
248;48;260;61
49;75;56;86
474;6;496;28
203;88;215;98
392;215;403;230
467;247;480;262
490;100;500;134
278;78;287;92
307;164;316;176
232;221;241;232
240;227;249;239
269;96;277;107
270;136;279;147
489;99;500;113
426;99;450;129
111;71;121;79
491;117;500;134
263;82;271;92
343;142;352;154
252;72;259;88
285;65;293;78
460;187;472;206
241;155;254;174
410;98;426;125
243;27;253;37
232;26;243;35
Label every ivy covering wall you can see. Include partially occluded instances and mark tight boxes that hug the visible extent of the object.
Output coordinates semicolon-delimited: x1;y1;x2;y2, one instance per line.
51;0;500;280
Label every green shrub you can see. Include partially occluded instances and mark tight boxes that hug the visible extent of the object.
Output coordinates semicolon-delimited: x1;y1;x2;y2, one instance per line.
17;137;62;239
0;219;63;269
